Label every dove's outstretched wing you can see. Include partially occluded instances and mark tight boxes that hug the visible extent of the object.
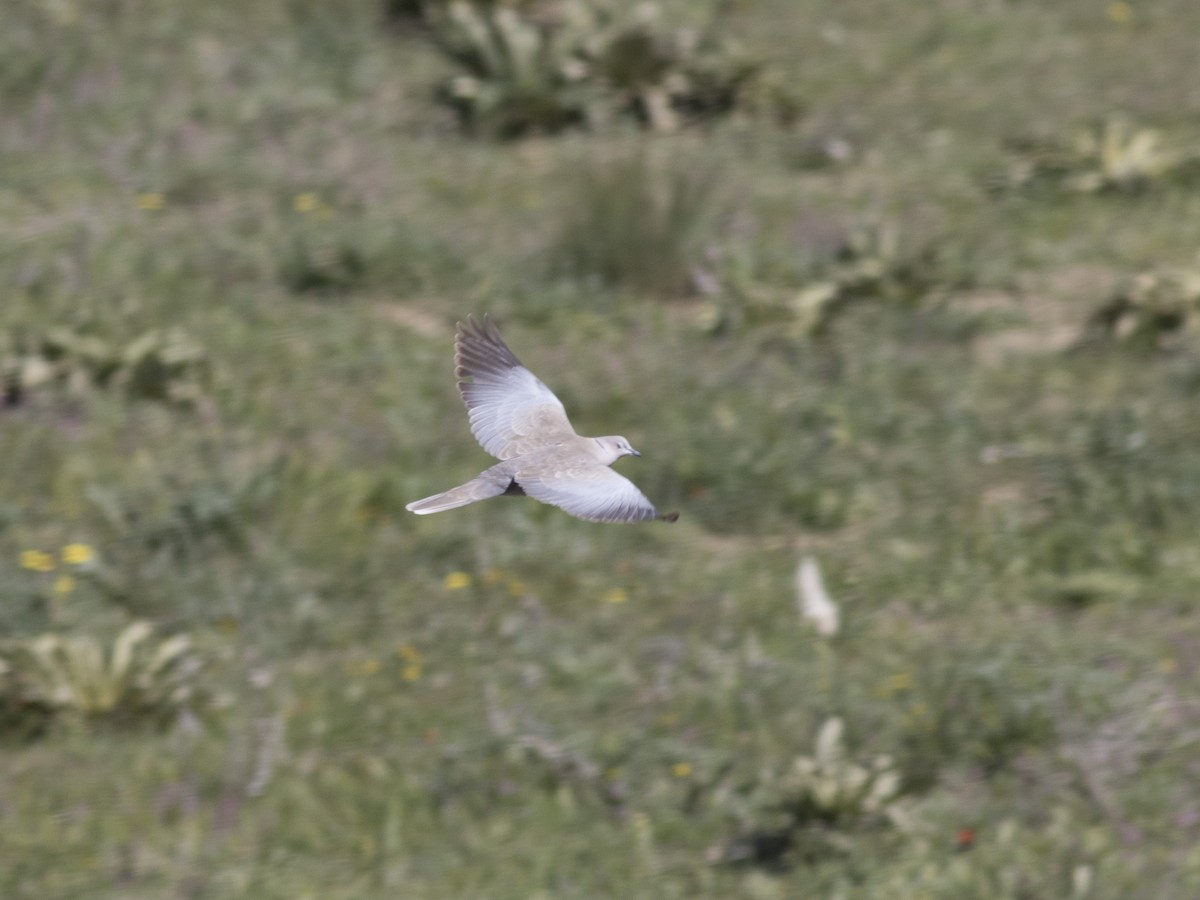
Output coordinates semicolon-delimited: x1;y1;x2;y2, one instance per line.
455;315;576;460
517;462;665;524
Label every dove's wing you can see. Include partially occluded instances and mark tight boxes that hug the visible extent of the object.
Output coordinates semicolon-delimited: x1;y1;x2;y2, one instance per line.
517;461;662;524
455;316;576;460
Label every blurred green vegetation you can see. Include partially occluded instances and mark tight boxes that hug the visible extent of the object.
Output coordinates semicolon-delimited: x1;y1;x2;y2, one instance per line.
424;0;764;138
4;0;1200;896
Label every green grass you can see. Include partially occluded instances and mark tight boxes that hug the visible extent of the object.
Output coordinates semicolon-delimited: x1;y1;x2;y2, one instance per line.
5;0;1200;896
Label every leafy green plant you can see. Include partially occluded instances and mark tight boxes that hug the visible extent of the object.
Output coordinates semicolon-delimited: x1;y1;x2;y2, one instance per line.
583;5;761;133
0;622;202;727
793;224;942;334
1001;117;1200;194
429;2;597;138
774;718;905;827
0;327;209;406
426;0;763;138
553;150;721;295
733;223;955;337
1065;119;1186;192
714;718;907;868
1083;264;1200;348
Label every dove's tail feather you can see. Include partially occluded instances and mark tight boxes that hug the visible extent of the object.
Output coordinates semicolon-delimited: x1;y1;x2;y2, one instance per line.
405;476;510;515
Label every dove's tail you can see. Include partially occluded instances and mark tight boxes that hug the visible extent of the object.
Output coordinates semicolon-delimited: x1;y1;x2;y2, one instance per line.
405;475;512;515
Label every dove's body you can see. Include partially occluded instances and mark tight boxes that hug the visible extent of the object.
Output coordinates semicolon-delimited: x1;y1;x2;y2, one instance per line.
406;316;677;524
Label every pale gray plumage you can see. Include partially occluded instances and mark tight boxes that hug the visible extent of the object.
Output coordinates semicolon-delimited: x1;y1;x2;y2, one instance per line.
406;316;677;524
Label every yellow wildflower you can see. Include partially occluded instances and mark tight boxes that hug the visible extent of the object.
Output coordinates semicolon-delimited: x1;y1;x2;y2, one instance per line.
443;571;472;590
671;762;693;779
397;644;422;663
1107;2;1133;23
20;550;55;572
506;578;526;597
53;575;75;595
61;543;95;565
293;193;320;213
1159;657;1178;674
402;663;422;682
602;588;629;605
136;192;165;211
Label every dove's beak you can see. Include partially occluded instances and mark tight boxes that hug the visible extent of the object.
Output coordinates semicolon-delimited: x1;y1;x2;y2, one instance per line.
630;448;641;457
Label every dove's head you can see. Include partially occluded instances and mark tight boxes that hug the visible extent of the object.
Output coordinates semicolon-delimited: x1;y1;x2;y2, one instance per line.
594;435;641;464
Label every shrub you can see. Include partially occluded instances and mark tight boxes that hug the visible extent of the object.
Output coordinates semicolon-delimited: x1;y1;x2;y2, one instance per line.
0;327;209;407
0;622;203;727
785;223;950;337
425;1;763;138
713;718;908;868
1000;117;1200;194
728;222;959;338
552;150;721;295
1083;264;1200;349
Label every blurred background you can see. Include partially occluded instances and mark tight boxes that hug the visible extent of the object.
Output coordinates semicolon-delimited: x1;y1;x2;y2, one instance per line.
4;0;1200;895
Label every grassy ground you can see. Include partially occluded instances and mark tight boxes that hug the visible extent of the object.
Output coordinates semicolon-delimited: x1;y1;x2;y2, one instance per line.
4;0;1200;896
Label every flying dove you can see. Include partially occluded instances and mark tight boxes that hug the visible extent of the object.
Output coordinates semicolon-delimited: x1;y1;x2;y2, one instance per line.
406;316;678;524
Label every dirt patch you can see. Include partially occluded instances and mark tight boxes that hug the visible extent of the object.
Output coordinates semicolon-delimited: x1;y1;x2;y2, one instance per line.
968;265;1121;363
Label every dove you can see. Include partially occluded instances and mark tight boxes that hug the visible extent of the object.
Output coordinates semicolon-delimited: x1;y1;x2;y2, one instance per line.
406;315;678;524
